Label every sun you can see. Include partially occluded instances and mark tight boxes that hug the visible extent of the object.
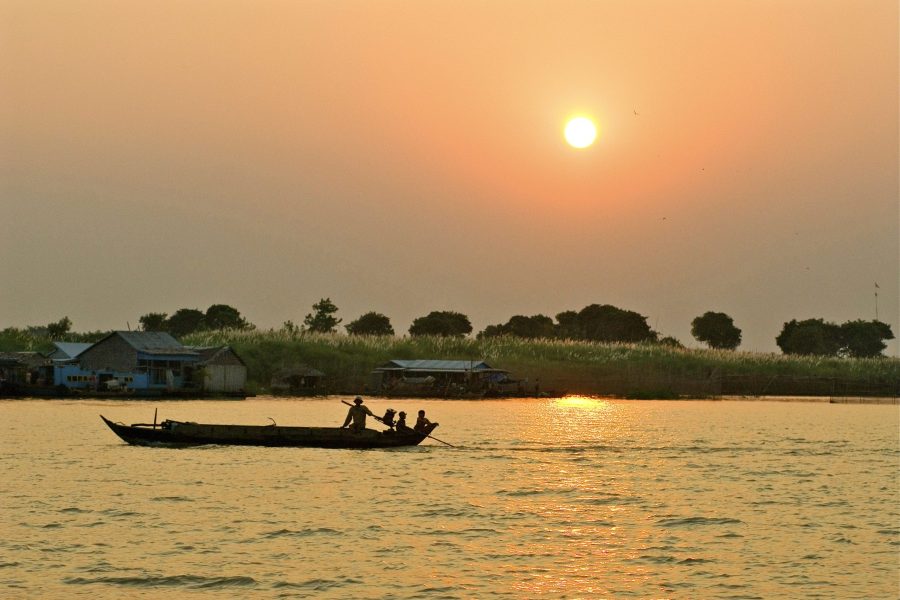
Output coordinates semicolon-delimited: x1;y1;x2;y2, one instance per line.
564;117;597;148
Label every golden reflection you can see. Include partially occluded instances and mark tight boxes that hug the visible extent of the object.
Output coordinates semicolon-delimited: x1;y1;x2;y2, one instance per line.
553;395;608;409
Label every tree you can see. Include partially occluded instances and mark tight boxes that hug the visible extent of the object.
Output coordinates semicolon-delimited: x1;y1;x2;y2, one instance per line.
575;304;656;343
46;316;72;340
691;311;742;350
776;318;842;356
658;336;684;348
139;312;168;332
304;298;341;333
840;320;894;358
167;308;206;338
409;311;472;337
478;314;555;339
554;310;580;340
346;312;394;335
204;304;250;330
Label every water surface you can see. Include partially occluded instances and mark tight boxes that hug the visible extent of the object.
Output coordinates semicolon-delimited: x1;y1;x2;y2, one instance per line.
2;397;897;598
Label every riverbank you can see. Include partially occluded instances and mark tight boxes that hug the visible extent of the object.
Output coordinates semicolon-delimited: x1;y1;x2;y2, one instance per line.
180;330;899;398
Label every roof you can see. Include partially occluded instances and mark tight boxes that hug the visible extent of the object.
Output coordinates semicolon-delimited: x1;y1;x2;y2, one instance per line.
100;331;198;356
374;359;505;373
0;352;48;368
51;342;93;359
187;345;247;366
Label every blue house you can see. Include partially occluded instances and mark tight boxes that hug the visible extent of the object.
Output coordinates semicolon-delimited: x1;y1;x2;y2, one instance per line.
55;331;200;393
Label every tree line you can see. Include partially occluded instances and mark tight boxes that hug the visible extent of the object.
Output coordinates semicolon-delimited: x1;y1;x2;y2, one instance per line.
5;300;894;359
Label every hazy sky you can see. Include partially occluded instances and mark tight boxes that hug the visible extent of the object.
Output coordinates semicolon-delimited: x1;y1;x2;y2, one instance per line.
2;0;897;353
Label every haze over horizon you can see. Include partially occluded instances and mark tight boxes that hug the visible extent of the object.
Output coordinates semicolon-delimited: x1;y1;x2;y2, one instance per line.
2;1;898;354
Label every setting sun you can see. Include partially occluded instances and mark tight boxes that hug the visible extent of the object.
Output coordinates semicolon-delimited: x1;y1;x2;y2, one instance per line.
564;117;597;148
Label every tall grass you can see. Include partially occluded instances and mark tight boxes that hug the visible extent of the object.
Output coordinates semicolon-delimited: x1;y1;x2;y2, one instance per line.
183;329;900;394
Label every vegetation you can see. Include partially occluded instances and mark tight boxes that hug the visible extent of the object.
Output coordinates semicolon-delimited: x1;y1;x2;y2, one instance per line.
138;305;252;337
346;312;394;336
776;318;894;358
478;314;555;339
303;298;341;333
2;324;897;396
409;311;472;337
175;329;899;396
691;311;742;350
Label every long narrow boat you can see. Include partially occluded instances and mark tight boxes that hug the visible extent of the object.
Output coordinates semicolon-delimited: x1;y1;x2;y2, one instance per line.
100;415;437;449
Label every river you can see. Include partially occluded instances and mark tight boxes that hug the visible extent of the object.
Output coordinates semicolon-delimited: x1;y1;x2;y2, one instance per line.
1;397;897;599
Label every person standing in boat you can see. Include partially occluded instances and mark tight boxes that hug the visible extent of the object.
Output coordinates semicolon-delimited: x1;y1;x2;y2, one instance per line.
414;409;437;432
341;396;375;432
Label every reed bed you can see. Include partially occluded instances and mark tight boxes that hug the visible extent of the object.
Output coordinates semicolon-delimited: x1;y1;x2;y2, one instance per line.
183;329;900;395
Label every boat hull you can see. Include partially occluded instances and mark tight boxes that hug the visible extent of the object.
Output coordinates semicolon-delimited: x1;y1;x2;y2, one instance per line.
100;416;434;449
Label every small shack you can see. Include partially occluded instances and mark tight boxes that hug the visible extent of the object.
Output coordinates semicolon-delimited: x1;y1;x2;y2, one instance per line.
369;359;509;397
270;365;326;396
188;345;248;395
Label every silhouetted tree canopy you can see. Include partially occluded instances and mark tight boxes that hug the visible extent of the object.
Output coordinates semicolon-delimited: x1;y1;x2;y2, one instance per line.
478;314;555;339
554;310;580;339
839;320;894;358
205;304;250;330
346;312;394;335
46;316;72;340
167;308;205;338
776;318;842;356
409;311;472;337
139;312;168;332
691;311;742;350
304;298;341;333
571;304;656;343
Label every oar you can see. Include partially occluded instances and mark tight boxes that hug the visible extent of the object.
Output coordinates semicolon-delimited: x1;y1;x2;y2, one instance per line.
340;400;455;447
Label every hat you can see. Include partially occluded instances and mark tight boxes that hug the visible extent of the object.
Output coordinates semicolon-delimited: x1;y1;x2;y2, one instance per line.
353;396;363;404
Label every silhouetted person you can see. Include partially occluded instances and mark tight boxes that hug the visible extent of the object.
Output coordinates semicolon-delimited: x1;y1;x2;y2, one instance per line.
414;409;437;432
342;396;374;433
396;411;409;431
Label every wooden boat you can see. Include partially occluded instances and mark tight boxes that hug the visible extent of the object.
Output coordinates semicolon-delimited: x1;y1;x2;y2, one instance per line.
100;415;438;449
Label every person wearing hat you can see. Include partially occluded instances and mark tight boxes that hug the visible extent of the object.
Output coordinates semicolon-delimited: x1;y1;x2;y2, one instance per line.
341;396;375;432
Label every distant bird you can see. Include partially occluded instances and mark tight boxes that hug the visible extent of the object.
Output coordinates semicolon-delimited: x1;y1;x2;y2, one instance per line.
633;108;639;116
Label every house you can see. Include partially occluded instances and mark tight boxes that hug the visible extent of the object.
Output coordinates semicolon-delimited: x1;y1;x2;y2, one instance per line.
188;346;248;395
368;359;510;397
270;365;326;396
57;331;200;393
0;351;54;395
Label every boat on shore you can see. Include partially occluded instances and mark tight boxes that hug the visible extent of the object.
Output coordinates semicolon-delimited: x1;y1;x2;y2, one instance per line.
100;415;437;449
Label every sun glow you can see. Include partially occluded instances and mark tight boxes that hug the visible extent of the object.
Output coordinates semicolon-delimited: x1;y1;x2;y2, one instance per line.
564;117;597;148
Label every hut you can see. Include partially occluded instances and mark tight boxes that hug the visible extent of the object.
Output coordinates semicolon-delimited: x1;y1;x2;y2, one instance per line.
369;359;509;397
270;365;326;396
188;345;248;395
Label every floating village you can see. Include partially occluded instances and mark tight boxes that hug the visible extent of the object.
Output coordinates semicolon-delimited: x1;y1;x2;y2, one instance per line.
0;331;545;399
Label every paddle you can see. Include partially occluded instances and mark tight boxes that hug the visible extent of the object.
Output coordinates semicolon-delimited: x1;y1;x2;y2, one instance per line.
340;400;455;447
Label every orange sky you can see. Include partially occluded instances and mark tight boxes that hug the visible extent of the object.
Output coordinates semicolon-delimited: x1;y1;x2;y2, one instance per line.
1;0;897;352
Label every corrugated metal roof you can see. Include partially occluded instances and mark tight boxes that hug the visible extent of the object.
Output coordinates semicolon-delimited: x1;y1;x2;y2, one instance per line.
114;331;198;355
187;345;247;366
376;359;503;372
51;342;93;359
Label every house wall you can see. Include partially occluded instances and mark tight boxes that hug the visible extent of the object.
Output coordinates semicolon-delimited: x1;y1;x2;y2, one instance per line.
204;364;246;392
79;335;138;371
